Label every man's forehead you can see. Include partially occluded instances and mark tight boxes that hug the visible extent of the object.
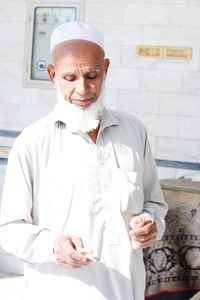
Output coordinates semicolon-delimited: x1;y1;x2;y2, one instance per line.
62;63;103;73
53;40;105;67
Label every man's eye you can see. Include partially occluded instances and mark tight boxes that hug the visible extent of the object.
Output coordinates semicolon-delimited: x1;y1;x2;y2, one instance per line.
88;73;97;79
64;75;75;81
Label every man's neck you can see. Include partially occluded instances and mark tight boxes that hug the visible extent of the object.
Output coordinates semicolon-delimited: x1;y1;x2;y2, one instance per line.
87;127;99;144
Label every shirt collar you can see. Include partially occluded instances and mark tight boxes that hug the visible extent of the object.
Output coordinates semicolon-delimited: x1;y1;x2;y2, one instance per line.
100;109;119;130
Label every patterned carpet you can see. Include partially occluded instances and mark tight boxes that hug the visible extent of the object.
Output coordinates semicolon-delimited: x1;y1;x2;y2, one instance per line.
144;180;200;300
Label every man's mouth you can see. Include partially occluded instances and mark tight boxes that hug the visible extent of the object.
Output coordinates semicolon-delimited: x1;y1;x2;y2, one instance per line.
70;98;94;107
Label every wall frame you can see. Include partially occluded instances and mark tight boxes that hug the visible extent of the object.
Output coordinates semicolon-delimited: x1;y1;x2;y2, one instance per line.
24;0;85;88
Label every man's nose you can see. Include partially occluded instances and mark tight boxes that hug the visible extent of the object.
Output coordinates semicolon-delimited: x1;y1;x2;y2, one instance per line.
76;77;88;95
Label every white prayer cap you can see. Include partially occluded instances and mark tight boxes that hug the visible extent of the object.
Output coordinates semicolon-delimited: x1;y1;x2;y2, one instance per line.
50;21;104;52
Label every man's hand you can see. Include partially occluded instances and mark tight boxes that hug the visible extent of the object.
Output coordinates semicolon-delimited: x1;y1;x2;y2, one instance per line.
53;235;90;268
129;215;157;249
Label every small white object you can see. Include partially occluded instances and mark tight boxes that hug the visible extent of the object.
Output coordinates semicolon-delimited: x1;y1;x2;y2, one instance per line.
76;247;100;262
76;247;92;255
50;21;104;52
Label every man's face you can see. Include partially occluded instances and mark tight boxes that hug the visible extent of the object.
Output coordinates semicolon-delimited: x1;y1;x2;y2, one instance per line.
48;40;109;109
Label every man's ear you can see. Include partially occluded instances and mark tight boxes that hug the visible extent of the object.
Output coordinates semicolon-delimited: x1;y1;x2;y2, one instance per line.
103;58;110;76
47;64;56;87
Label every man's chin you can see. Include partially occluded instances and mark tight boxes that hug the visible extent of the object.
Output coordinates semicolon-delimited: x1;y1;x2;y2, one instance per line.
56;98;104;133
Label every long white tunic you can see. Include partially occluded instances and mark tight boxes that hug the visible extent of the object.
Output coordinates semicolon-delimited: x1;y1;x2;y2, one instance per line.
0;108;168;300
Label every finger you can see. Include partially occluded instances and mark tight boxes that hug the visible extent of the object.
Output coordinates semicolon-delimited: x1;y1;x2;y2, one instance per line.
130;227;157;244
70;236;84;251
66;236;90;262
131;222;156;237
129;215;145;228
67;256;89;267
53;235;88;265
136;232;157;245
55;251;89;268
58;237;76;260
131;237;156;249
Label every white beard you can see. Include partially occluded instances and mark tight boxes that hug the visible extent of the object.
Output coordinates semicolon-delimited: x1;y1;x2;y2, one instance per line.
54;80;105;133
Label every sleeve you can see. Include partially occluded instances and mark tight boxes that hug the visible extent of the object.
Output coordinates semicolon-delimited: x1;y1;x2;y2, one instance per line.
141;131;168;241
0;133;57;264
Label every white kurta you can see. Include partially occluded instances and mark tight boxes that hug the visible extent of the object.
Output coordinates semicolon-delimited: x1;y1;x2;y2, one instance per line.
0;108;168;300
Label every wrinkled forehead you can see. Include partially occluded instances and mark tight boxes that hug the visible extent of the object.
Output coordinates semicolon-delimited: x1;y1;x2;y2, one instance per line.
61;63;103;73
52;39;105;66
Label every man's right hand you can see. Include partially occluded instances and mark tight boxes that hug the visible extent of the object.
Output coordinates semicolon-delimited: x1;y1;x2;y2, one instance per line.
53;235;90;269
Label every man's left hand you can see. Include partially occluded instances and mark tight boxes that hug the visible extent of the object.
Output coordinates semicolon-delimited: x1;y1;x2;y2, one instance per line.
129;217;157;249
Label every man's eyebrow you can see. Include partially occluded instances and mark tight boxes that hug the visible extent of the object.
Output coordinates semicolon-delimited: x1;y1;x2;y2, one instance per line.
62;65;102;76
88;64;102;70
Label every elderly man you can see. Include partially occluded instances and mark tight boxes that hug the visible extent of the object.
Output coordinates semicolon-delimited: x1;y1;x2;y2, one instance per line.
0;22;168;300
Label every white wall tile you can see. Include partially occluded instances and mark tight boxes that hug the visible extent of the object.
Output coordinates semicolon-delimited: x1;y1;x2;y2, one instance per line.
140;70;182;93
38;88;57;106
0;123;24;132
100;24;142;46
159;93;200;117
0;62;23;83
121;46;157;69
0;1;26;21
0;42;24;62
156;137;199;162
0;103;52;128
0;21;25;42
106;67;140;90
2;83;40;104
185;28;200;48
103;88;119;110
118;90;160;114
85;3;125;24
143;26;185;46
124;3;166;25
166;5;200;27
18;104;54;126
179;117;200;139
105;45;121;67
181;73;200;94
0;103;21;126
131;113;179;138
